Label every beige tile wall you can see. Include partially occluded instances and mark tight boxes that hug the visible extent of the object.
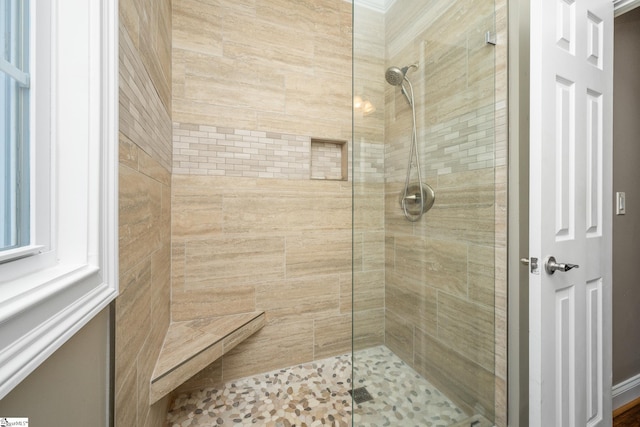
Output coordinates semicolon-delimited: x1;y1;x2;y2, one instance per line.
120;0;171;112
169;0;359;391
172;176;354;390
120;47;172;172
116;0;173;426
172;0;352;142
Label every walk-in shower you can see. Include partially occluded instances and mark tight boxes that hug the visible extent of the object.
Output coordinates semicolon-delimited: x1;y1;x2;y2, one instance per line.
353;0;502;425
385;63;435;222
158;0;505;425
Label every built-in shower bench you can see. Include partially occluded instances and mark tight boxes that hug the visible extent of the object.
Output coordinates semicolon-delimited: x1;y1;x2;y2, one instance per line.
149;311;265;404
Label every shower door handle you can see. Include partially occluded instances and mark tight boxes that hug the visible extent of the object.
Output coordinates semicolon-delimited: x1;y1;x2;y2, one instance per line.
544;256;579;275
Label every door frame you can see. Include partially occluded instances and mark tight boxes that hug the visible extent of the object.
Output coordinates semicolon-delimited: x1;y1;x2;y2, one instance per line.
507;0;531;425
507;0;640;426
610;0;640;412
613;0;640;16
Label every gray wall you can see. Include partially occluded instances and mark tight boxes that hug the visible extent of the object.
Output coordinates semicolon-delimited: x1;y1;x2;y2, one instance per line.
0;308;111;426
613;6;640;386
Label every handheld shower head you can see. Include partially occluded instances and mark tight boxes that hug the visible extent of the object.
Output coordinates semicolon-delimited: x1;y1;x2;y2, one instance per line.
385;66;406;86
384;63;418;86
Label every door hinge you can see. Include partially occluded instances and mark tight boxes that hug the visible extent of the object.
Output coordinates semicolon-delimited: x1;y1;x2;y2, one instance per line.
485;31;497;46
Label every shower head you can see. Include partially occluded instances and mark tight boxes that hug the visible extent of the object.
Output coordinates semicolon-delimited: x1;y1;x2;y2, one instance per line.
385;63;418;86
385;66;406;86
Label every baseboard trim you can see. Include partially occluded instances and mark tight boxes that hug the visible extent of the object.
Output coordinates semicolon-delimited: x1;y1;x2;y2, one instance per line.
614;396;640;418
613;373;640;411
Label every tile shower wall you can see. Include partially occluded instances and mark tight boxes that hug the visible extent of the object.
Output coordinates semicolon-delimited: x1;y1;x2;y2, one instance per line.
171;0;352;140
170;0;359;391
376;0;507;424
171;176;353;389
116;0;172;426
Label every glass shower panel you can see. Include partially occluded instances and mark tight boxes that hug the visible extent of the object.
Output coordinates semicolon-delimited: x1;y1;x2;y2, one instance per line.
353;0;497;425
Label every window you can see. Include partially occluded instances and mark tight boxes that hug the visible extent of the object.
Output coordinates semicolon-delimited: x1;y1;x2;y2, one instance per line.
0;0;29;254
0;0;118;399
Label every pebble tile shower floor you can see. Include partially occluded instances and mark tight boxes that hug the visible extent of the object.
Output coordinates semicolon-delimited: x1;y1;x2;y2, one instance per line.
167;346;493;427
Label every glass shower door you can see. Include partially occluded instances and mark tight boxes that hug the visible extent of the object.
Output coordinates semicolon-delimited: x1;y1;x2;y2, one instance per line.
352;0;501;425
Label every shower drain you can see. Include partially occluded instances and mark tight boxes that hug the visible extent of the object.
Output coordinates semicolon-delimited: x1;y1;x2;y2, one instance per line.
349;387;374;404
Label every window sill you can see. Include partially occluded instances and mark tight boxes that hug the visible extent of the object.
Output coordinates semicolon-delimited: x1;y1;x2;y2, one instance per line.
0;245;44;264
0;0;118;400
0;263;117;398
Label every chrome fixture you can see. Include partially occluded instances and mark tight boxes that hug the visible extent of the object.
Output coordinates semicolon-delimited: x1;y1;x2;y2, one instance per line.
544;256;580;275
385;64;417;86
385;63;418;107
399;184;435;218
485;31;497;45
385;63;435;221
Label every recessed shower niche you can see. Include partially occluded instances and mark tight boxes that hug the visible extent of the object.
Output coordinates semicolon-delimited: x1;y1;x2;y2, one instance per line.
310;138;348;181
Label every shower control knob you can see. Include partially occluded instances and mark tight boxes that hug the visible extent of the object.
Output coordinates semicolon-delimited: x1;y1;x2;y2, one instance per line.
544;256;579;275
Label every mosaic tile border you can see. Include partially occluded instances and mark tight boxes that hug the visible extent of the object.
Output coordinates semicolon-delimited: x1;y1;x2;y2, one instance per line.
385;104;496;180
172;122;312;179
173;123;376;182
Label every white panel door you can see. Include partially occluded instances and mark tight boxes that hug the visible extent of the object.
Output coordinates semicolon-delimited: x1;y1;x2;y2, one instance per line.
529;0;613;426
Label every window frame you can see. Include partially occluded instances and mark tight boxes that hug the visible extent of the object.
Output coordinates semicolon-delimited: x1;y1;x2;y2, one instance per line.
0;0;31;255
0;0;118;399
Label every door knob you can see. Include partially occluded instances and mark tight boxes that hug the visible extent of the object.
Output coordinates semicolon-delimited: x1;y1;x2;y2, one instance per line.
544;256;579;275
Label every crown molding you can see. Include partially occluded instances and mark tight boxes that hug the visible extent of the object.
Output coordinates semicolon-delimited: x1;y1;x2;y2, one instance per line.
614;0;640;16
349;0;396;14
